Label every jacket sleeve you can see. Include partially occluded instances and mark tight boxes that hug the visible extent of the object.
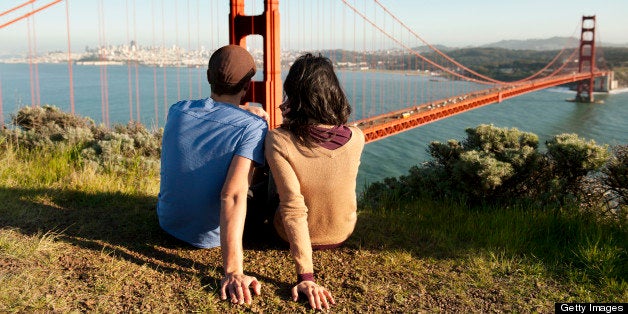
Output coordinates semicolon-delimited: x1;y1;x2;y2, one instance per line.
265;132;313;275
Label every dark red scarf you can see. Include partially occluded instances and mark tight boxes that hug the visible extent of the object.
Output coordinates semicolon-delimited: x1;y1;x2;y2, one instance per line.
308;125;352;150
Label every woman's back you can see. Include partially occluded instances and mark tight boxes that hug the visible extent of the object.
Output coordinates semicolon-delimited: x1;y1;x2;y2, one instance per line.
266;126;364;246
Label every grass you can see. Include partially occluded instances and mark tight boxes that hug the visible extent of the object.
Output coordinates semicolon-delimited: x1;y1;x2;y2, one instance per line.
0;142;626;312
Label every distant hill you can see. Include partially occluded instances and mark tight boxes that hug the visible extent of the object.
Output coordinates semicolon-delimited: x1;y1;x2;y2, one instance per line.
410;45;456;53
481;36;579;51
480;36;628;51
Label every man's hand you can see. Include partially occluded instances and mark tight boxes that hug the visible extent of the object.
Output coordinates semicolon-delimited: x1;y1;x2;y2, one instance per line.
220;156;260;305
221;273;262;305
244;106;269;122
292;281;335;310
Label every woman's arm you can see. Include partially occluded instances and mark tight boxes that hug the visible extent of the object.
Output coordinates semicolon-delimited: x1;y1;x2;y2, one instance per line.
265;132;335;310
265;132;313;275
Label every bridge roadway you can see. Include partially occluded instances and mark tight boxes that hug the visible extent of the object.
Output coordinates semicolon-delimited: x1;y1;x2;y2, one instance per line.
355;71;609;143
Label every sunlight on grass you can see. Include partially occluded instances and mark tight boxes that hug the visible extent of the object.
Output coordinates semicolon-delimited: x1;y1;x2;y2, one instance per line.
0;228;61;261
574;235;625;284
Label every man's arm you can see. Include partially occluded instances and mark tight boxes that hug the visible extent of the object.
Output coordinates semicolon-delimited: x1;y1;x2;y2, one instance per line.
220;155;261;305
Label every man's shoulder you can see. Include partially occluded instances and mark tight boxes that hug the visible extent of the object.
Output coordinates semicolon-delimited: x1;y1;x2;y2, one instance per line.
171;98;266;129
211;103;267;130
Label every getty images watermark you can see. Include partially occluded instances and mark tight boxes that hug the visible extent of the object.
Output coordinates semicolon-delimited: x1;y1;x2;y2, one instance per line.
555;303;626;313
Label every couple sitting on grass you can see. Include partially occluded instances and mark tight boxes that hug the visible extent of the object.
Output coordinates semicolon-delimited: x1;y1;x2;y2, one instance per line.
156;45;364;310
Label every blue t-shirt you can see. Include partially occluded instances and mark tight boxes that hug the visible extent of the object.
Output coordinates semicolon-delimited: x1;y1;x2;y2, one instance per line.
157;98;267;248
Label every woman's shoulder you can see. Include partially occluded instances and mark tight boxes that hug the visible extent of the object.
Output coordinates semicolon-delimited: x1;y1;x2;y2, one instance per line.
348;126;365;145
348;125;364;136
266;127;293;145
268;127;292;139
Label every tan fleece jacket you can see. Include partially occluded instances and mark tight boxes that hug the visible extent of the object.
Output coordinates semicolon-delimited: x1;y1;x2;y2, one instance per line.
265;126;365;276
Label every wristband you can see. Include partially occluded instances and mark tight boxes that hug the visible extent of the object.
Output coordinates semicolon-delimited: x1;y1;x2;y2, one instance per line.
297;273;315;283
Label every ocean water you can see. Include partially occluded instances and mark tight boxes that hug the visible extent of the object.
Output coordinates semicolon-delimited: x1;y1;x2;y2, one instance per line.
1;63;627;189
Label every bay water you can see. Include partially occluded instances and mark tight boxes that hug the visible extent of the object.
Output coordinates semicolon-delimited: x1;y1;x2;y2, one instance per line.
1;63;627;190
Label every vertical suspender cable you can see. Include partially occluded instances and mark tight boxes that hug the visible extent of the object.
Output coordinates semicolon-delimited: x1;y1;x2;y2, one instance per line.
340;0;348;89
175;1;181;101
196;0;201;98
152;0;159;126
125;0;133;121
381;9;386;115
340;1;346;94
133;0;140;123
352;1;358;119
98;1;105;123
162;0;168;121
361;1;366;118
304;1;307;53
396;16;402;111
370;3;376;116
187;0;192;98
104;17;109;127
285;0;289;52
98;0;110;126
98;0;105;124
65;0;75;114
27;15;35;106
31;3;41;106
318;0;321;50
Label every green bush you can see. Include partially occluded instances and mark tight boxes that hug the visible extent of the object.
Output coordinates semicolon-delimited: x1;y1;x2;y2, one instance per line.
427;125;544;203
363;124;613;211
601;145;628;217
4;105;162;174
546;133;609;197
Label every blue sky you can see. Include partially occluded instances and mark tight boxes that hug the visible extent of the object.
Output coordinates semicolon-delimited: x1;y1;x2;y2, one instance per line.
1;0;627;55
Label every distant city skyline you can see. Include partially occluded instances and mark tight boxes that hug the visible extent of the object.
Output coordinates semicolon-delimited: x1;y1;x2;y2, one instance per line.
1;0;627;56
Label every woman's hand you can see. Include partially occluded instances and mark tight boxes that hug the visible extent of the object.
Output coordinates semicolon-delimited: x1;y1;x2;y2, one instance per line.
292;281;335;310
244;106;269;122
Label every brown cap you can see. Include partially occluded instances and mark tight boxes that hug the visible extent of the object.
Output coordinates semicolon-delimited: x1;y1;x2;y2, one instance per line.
207;45;256;88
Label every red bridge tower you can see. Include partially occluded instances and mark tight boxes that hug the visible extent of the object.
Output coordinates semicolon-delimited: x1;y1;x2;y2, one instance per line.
229;0;282;128
576;15;597;103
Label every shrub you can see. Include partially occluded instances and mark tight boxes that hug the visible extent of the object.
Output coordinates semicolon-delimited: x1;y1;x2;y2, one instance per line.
427;124;543;203
546;134;610;204
5;105;162;174
363;124;612;211
600;145;628;218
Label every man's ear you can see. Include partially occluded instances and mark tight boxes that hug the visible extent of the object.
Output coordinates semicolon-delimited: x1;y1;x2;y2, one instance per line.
242;80;251;92
206;69;211;83
240;81;252;104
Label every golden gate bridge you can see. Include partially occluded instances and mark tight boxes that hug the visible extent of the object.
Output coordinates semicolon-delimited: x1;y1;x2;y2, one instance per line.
0;0;614;143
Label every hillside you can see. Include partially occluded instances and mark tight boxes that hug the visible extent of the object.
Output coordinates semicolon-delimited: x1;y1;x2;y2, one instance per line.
480;36;579;51
0;107;625;312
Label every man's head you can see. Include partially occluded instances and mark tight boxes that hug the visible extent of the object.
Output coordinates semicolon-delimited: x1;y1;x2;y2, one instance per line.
207;45;256;96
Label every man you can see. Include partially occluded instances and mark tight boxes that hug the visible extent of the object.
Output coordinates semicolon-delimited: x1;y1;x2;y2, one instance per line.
157;45;268;305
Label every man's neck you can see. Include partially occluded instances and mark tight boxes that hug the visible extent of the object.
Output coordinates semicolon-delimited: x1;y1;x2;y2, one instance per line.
211;93;244;108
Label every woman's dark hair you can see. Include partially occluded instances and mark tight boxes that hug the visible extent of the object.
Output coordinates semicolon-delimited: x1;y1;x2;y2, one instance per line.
282;53;351;145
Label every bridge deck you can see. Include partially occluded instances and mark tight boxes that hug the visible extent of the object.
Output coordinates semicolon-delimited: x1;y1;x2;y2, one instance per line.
356;71;609;143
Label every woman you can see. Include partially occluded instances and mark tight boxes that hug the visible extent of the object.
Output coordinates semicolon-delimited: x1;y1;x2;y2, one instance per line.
265;53;365;310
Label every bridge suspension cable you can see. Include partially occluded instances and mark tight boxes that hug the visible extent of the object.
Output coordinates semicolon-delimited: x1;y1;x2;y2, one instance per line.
341;0;497;85
348;0;587;87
